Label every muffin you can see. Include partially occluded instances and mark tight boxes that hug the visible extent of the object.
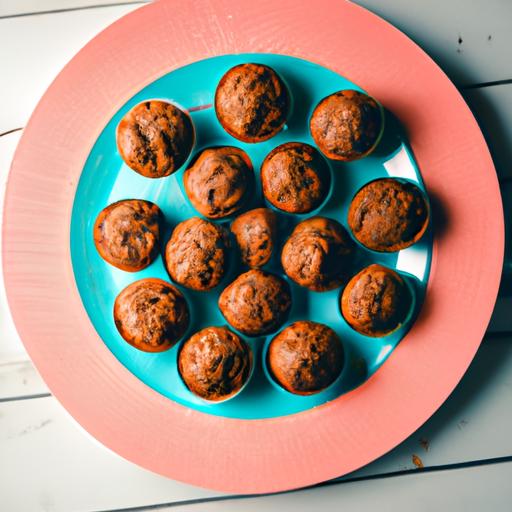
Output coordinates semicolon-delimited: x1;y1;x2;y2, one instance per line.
310;90;384;161
114;278;189;352
184;147;253;219
341;264;411;337
281;217;353;291
267;321;344;395
230;208;277;268
117;100;194;178
93;199;161;272
165;217;229;291
218;269;291;337
215;63;289;143
260;142;330;214
347;178;429;252
178;326;252;401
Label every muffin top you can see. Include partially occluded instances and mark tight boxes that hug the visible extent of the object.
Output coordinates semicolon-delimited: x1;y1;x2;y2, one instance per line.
165;217;229;291
230;208;277;268
114;278;189;352
215;63;289;143
347;178;429;252
184;147;253;219
117;100;194;178
260;142;330;214
218;269;291;337
94;199;161;272
341;264;410;337
178;326;252;401
310;90;383;161
268;321;344;395
281;217;353;291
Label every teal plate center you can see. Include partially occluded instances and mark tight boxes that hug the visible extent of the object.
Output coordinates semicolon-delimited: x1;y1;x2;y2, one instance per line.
70;54;432;419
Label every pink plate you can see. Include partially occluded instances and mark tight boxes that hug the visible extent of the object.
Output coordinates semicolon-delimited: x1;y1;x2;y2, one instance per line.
2;0;504;493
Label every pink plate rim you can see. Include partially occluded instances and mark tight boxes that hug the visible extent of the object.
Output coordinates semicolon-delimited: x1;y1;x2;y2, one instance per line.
2;0;504;493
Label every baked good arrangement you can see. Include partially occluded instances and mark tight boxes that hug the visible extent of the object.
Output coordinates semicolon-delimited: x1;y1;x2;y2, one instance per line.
92;60;430;406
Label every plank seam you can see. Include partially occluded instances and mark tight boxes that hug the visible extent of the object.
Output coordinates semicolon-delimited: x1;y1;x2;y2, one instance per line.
93;456;512;511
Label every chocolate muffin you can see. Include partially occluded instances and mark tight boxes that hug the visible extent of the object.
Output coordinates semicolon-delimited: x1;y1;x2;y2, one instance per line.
230;208;277;268
267;321;344;395
310;90;384;161
341;264;411;337
347;178;429;252
165;217;229;291
114;278;189;352
184;147;253;219
117;100;194;178
281;217;353;291
260;142;330;214
93;199;161;272
178;326;252;401
215;63;289;143
218;269;291;337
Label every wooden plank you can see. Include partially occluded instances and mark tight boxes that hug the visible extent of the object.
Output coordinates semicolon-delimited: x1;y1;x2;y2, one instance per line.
355;0;512;87
0;3;143;133
1;338;511;510
463;86;512;179
0;0;147;18
167;462;512;512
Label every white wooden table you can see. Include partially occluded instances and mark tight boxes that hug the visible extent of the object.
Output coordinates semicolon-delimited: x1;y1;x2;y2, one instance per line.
1;1;511;510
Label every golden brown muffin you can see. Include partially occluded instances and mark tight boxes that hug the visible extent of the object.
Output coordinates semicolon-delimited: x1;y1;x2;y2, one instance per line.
260;142;330;214
230;208;277;268
310;90;384;161
93;199;161;272
165;217;229;291
218;269;291;337
117;100;194;178
178;326;252;401
347;178;429;252
184;147;253;219
215;63;289;143
267;321;344;395
281;217;353;291
341;264;411;337
114;278;189;352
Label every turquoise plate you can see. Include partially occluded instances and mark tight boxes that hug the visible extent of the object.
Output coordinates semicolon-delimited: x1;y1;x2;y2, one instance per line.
70;54;432;419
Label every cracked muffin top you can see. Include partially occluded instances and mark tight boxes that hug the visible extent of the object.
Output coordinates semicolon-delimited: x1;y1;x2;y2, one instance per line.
347;178;429;252
117;100;194;178
165;217;229;291
215;63;289;143
178;326;252;401
184;146;253;219
268;321;344;395
218;269;291;337
310;90;383;161
341;264;410;337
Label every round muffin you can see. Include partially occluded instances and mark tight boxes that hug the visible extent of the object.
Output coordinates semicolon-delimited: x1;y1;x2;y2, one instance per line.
218;269;291;337
260;142;330;214
114;278;189;352
341;264;410;337
230;208;277;268
215;63;289;143
165;217;229;291
281;217;353;291
310;90;384;161
184;146;253;219
347;178;429;252
94;199;161;272
117;100;194;178
178;326;252;402
267;321;344;395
